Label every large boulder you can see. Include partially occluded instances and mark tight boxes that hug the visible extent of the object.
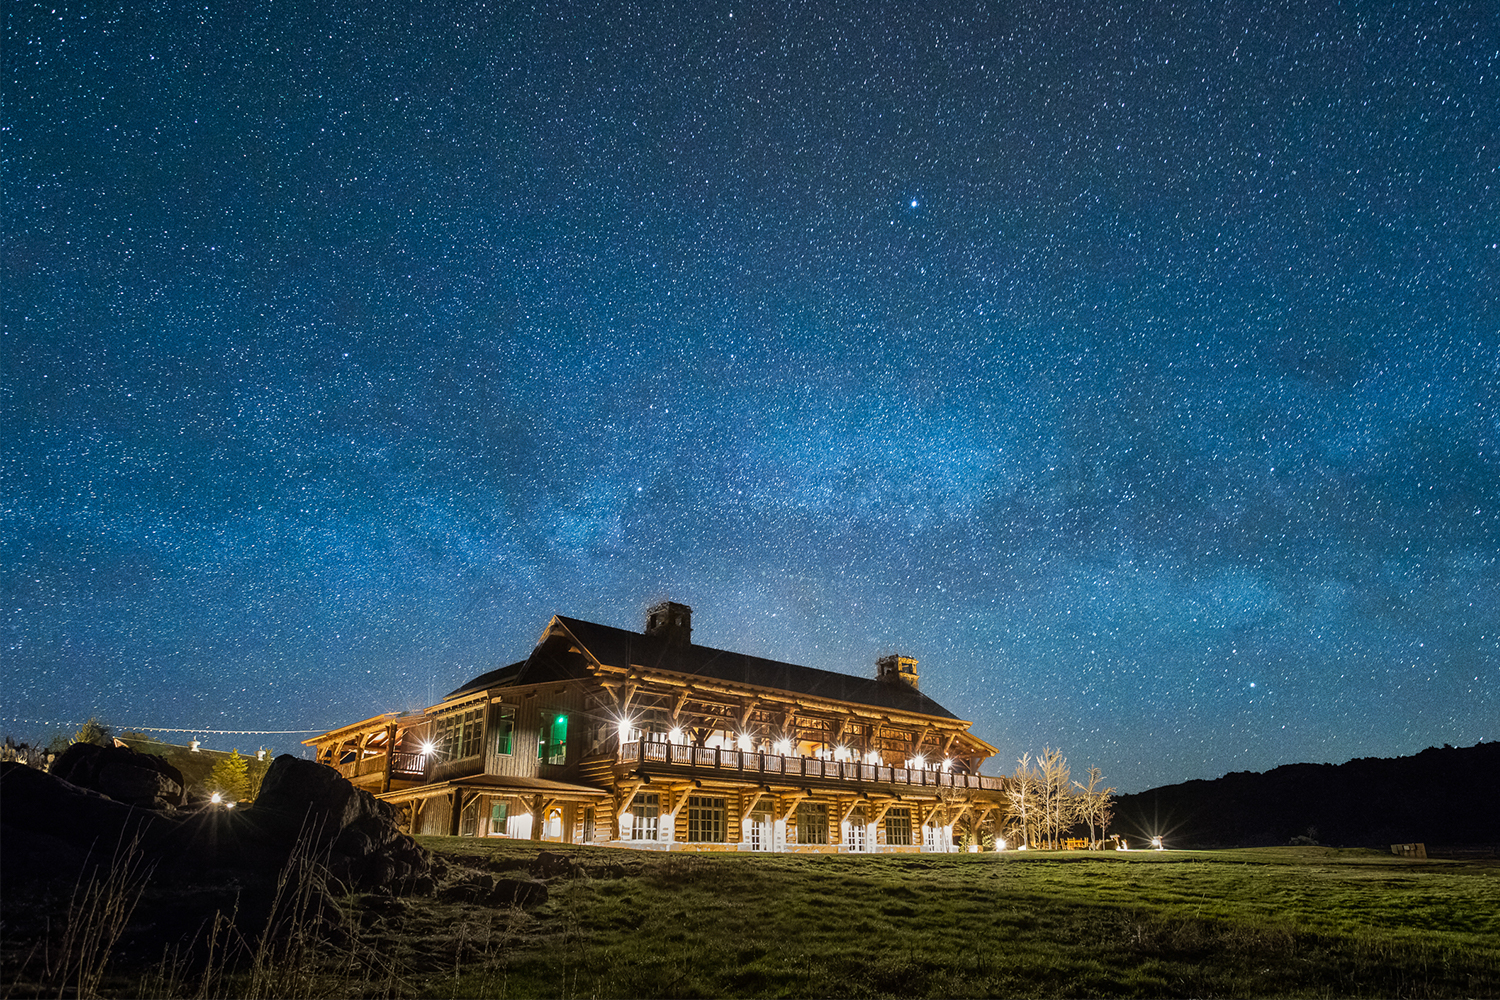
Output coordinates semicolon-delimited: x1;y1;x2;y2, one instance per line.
242;756;432;892
50;742;185;809
2;755;431;896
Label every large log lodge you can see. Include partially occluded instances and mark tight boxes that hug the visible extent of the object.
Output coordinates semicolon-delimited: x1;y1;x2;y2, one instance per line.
306;603;1008;852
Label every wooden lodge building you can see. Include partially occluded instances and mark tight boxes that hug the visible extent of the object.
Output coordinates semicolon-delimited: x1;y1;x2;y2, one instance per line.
306;603;1008;853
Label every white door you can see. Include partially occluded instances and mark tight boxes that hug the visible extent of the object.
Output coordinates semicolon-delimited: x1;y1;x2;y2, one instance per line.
848;808;867;852
749;810;772;851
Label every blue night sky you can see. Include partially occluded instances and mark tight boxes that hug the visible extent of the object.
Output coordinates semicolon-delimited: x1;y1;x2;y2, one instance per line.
3;2;1496;791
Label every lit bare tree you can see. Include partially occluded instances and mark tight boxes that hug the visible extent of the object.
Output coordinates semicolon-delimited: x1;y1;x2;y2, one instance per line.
1073;766;1116;848
1005;752;1040;848
1037;747;1073;848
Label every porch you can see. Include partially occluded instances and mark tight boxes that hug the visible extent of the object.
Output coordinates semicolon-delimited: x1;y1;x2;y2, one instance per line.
616;738;1005;794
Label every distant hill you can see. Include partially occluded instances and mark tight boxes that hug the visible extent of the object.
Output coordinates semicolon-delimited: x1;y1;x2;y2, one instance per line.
1113;742;1500;849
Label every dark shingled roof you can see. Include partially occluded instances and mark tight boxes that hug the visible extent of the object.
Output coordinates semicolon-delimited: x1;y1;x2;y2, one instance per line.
449;615;961;721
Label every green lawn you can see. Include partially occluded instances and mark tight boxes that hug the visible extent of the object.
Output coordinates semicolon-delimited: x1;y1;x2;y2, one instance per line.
398;840;1498;999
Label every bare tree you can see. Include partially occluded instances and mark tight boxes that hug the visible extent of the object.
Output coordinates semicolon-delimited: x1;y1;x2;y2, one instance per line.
1073;766;1116;848
1005;752;1039;848
1037;747;1073;848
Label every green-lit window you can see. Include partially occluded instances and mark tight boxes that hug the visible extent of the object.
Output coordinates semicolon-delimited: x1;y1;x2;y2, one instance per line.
538;712;568;765
494;707;514;756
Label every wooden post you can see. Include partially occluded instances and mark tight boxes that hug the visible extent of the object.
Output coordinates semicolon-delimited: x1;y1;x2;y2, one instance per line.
530;794;545;840
381;721;397;793
449;789;465;836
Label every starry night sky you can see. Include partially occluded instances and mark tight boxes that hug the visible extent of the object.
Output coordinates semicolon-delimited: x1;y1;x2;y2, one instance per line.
4;2;1496;791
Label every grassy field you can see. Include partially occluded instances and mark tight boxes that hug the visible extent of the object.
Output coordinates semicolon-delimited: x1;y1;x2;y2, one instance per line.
8;840;1496;998
389;840;1497;999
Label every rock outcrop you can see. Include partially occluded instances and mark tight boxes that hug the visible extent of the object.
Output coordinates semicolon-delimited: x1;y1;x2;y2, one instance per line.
49;742;186;809
0;755;432;895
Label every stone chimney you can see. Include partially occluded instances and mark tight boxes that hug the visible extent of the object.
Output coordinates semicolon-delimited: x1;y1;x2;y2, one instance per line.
645;601;693;647
876;654;920;690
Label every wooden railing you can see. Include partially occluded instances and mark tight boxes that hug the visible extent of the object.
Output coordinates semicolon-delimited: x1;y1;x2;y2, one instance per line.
616;739;1005;791
335;751;428;781
389;751;427;778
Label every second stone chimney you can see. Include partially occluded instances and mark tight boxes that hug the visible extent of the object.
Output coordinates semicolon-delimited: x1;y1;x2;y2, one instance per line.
876;654;920;690
645;601;693;647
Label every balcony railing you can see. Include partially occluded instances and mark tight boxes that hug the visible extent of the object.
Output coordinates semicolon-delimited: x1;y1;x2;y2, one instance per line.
616;739;1005;792
335;751;429;782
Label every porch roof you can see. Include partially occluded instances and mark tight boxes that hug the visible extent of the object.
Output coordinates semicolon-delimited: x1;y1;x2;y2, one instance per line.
376;773;613;804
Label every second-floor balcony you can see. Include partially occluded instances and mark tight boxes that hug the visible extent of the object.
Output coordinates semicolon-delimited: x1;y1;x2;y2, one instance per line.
335;750;429;783
615;738;1005;794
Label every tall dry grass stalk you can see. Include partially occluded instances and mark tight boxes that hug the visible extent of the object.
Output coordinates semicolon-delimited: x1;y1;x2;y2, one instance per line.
34;828;153;999
136;815;415;1000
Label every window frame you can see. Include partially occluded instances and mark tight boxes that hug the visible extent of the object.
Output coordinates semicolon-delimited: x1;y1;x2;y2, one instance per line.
885;807;913;847
493;706;515;756
796;801;829;845
630;792;660;841
687;795;727;843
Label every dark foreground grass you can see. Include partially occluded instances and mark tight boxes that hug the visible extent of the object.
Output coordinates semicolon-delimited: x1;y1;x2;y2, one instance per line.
5;840;1496;998
402;840;1497;999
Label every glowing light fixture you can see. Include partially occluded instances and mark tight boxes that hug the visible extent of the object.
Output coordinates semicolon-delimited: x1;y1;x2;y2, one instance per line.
996;837;1007;851
736;733;752;753
418;740;438;757
941;757;953;772
669;728;684;744
210;792;223;805
774;738;793;756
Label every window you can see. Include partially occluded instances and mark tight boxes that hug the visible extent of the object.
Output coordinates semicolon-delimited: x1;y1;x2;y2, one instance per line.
885;807;913;846
538;712;568;765
493;707;514;756
687;796;727;842
582;807;596;844
490;799;509;835
459;796;478;837
434;706;484;761
630;793;659;841
796;802;829;845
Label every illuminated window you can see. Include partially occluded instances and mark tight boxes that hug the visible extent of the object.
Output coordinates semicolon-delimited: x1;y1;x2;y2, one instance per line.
885;808;913;846
687;796;727;842
493;707;514;756
435;706;484;761
490;799;509;835
630;793;659;841
538;712;568;765
796;802;829;845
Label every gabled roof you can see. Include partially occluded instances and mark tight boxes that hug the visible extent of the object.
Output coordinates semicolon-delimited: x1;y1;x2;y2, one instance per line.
448;614;962;722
